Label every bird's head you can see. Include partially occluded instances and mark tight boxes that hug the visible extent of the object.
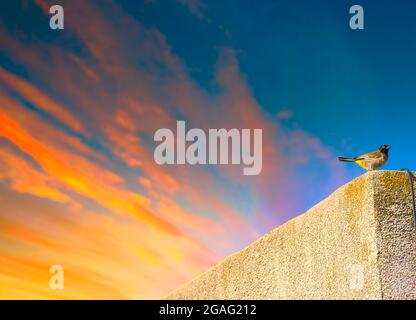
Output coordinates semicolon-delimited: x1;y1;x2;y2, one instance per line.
379;145;390;155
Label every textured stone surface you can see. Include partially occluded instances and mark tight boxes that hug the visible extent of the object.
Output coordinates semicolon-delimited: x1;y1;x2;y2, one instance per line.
167;171;416;300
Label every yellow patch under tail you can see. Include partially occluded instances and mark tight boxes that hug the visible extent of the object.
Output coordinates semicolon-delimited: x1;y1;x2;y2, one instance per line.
355;159;366;169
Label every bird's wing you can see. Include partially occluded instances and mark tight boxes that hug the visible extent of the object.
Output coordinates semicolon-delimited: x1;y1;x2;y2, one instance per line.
360;150;382;160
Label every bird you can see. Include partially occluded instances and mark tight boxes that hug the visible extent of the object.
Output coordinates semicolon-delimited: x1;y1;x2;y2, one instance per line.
338;145;390;171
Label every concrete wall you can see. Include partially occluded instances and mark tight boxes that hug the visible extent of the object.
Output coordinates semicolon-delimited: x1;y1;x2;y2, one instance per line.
167;171;416;300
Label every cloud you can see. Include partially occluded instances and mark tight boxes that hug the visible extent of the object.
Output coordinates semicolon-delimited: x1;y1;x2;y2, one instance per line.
276;109;294;120
0;187;220;299
177;0;207;20
0;67;83;133
0;143;71;204
0;0;348;298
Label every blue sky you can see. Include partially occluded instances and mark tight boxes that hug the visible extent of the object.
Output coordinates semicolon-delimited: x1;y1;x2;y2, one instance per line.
1;0;415;226
129;0;416;171
0;0;415;298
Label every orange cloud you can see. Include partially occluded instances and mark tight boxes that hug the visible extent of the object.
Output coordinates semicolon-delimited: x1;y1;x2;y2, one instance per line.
0;0;346;299
0;111;187;236
0;67;83;133
0;145;71;204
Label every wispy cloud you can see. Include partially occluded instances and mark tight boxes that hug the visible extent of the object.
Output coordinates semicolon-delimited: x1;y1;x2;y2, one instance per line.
177;0;207;20
0;0;347;298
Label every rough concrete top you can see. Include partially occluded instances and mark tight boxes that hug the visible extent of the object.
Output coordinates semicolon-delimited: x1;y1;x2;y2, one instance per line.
167;170;416;300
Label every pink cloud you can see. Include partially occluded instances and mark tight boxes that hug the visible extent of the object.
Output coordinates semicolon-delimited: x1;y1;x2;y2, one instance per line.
276;109;294;120
0;0;349;298
177;0;207;20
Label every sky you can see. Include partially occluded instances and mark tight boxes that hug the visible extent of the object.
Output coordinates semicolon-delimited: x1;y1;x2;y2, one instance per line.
0;0;415;299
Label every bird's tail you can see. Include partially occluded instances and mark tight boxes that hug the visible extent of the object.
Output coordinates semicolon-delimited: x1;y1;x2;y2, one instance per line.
338;157;357;162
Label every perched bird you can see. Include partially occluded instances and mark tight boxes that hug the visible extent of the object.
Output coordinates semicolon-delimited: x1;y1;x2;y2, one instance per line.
338;145;390;171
